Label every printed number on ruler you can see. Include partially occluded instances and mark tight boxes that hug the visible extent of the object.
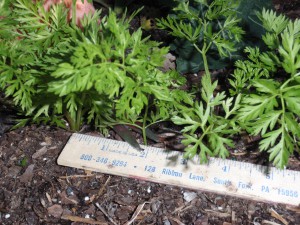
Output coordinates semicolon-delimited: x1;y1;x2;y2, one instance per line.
80;154;128;167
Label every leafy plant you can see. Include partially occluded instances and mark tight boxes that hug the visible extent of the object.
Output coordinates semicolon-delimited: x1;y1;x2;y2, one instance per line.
156;0;244;74
155;0;243;162
0;0;192;142
172;73;240;163
231;9;300;168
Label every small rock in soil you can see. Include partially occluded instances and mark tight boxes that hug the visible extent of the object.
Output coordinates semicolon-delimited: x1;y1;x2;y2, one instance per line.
47;204;63;218
183;191;198;202
32;146;48;159
19;164;34;183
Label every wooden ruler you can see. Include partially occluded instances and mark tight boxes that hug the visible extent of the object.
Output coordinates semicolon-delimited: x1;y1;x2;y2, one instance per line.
57;133;300;206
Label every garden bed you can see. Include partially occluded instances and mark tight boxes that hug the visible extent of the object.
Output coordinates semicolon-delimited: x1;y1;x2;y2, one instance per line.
0;0;300;224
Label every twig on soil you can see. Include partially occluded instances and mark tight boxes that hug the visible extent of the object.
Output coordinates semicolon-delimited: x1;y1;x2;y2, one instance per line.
61;214;106;225
98;175;111;196
45;192;52;204
172;204;185;215
95;202;118;225
268;208;289;225
261;220;282;225
169;216;185;225
231;210;237;224
204;209;231;218
252;217;280;225
286;205;300;213
203;193;216;205
59;174;96;179
172;196;199;215
231;151;247;156
172;204;194;215
123;201;151;225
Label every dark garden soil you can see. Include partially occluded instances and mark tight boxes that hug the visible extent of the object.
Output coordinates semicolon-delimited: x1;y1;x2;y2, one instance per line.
1;1;300;224
0;125;300;225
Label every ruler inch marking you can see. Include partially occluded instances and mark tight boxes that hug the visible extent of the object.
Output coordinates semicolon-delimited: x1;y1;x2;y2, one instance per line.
57;133;300;206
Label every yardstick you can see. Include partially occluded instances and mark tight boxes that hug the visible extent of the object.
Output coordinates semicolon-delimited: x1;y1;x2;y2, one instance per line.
57;133;300;206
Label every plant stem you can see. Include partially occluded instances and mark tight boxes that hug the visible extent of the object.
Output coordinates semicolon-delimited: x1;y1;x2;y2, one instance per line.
65;111;76;131
112;122;142;130
199;127;209;143
71;0;77;26
280;93;285;116
142;102;149;145
193;42;211;77
75;94;86;131
64;93;86;131
145;119;168;129
202;47;210;77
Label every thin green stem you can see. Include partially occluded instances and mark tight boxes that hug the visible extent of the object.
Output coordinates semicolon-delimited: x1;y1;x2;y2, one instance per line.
75;93;86;131
142;103;149;145
199;124;212;143
71;0;77;26
193;41;211;77
280;77;293;90
193;43;203;55
111;122;143;130
64;93;86;131
65;111;76;131
145;119;168;129
280;93;285;117
201;49;210;76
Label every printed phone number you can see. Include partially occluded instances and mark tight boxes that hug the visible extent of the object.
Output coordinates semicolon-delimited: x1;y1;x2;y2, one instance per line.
80;154;127;167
